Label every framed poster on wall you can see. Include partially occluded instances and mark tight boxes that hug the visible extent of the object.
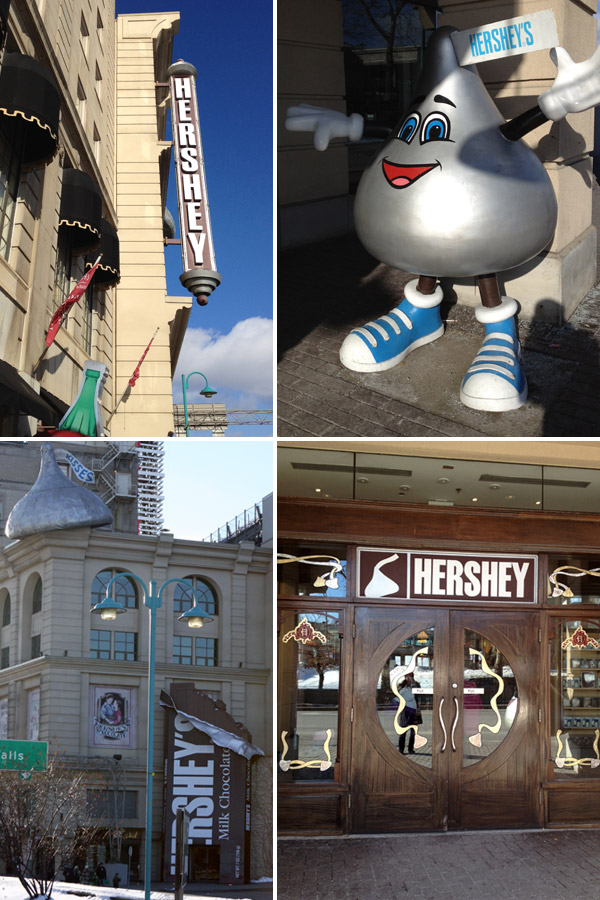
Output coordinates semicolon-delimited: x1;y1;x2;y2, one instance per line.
89;686;137;748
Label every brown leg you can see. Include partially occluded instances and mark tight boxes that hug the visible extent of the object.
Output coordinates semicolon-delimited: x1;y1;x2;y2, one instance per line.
478;273;502;308
417;275;438;295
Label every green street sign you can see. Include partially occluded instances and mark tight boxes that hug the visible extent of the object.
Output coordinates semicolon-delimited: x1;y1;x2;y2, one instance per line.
0;739;48;772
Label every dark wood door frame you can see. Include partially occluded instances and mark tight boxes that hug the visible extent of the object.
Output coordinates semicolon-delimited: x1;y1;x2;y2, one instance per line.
349;605;542;833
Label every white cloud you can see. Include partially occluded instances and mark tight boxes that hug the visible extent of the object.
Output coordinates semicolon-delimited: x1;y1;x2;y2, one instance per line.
174;317;273;403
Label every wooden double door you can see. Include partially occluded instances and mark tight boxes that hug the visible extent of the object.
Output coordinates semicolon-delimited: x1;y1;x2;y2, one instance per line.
350;606;541;832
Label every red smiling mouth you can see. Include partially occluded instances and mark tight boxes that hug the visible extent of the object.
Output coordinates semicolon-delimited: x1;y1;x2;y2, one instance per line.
382;159;439;188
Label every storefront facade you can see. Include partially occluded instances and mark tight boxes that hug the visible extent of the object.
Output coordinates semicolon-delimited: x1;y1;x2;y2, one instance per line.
278;443;600;834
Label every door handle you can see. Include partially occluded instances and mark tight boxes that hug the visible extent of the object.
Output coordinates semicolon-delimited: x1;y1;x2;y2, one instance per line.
439;697;447;752
451;697;459;752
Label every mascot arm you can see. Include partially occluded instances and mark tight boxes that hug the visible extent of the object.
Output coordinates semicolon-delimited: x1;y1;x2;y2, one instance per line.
285;104;364;151
501;43;600;141
539;44;600;121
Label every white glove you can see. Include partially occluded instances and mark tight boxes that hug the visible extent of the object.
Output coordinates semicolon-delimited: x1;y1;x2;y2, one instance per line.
539;43;600;121
285;104;364;151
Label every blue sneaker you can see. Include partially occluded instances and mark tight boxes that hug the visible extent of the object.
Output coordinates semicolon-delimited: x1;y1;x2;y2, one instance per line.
460;298;527;411
339;279;444;372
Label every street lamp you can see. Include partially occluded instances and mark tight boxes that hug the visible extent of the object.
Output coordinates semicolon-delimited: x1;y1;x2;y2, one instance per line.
181;371;217;437
91;573;214;900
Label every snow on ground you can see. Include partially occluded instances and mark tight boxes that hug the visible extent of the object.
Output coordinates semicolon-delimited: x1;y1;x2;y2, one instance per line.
0;877;271;900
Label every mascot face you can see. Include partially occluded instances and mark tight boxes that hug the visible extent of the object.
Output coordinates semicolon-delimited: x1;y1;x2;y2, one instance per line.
353;28;558;278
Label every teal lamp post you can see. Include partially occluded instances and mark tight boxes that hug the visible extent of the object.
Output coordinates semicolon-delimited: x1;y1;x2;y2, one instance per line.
181;371;217;436
91;574;214;900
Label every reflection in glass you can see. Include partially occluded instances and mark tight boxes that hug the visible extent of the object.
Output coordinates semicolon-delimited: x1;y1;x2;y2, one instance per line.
463;631;517;767
278;611;340;782
550;619;600;776
377;628;434;768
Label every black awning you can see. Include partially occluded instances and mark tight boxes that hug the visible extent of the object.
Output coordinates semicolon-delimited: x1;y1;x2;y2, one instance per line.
85;217;120;288
0;52;60;169
39;385;69;418
59;168;102;254
0;1;11;51
0;359;57;422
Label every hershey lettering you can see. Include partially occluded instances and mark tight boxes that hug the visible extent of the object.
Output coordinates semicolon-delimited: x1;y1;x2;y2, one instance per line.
171;75;213;270
169;715;215;874
413;557;530;599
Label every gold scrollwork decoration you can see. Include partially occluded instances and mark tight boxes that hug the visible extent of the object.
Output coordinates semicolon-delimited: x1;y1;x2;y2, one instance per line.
555;728;600;768
282;616;327;645
279;728;333;772
277;553;343;589
548;565;600;600
467;647;505;748
391;647;428;750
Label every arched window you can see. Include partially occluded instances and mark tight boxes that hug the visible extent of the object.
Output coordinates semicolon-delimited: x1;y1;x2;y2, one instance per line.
173;576;218;617
91;569;138;609
2;593;10;627
31;577;42;614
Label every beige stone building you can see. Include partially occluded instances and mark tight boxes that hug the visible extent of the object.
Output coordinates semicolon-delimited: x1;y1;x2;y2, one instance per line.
0;2;194;436
278;0;597;322
0;443;273;881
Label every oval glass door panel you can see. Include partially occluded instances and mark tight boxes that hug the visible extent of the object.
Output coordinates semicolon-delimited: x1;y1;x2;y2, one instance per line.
377;627;434;768
463;629;518;767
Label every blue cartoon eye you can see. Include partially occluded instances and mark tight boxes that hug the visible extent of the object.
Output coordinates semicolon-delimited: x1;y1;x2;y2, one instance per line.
396;113;420;143
421;112;451;143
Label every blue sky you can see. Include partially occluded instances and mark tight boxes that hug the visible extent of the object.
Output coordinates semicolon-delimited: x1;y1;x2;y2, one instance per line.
162;439;273;540
116;0;273;436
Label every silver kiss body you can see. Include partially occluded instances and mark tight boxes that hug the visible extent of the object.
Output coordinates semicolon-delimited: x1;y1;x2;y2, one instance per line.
354;40;558;277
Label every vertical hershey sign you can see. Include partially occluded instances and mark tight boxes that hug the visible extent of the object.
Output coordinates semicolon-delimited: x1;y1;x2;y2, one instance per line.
168;60;221;304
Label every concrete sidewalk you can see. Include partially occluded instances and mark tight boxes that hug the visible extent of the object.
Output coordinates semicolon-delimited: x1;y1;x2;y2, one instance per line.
278;185;600;437
278;830;600;900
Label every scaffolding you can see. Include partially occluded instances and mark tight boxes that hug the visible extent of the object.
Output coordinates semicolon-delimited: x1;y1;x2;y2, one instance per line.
136;442;165;535
203;501;263;544
92;442;138;504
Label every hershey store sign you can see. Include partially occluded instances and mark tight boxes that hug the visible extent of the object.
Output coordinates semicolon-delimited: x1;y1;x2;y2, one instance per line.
168;60;220;303
358;548;538;603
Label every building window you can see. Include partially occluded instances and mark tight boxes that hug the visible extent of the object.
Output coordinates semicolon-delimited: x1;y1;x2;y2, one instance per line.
90;629;111;659
173;634;193;665
31;635;41;658
96;9;104;48
53;226;73;312
93;124;101;164
2;594;10;627
76;78;87;127
95;63;102;102
91;569;138;610
195;637;217;666
1;648;8;669
0;121;23;261
32;577;42;614
114;631;137;661
173;576;218;617
173;635;216;666
80;13;89;58
81;283;94;353
87;789;137;819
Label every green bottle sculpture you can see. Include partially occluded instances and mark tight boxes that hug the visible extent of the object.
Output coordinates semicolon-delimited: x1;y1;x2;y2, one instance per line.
58;361;108;436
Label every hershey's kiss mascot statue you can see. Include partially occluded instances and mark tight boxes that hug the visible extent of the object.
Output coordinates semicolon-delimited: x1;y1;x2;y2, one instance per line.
286;26;600;411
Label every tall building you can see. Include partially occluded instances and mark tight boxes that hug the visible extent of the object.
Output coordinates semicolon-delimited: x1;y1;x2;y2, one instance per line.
136;442;165;536
0;443;272;882
0;2;201;436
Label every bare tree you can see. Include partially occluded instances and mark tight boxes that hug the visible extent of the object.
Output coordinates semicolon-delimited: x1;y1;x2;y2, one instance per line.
0;757;89;898
343;0;423;99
